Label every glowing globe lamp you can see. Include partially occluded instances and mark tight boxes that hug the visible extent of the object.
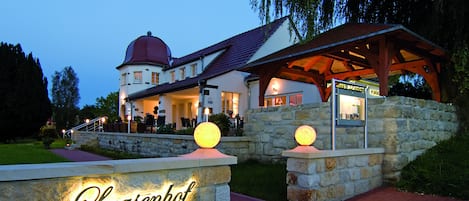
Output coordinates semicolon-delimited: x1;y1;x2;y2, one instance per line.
294;125;317;146
194;122;221;149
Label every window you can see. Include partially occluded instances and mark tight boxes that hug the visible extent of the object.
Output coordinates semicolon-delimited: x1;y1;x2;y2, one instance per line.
151;72;159;85
170;71;175;82
120;73;127;86
265;93;302;107
221;92;239;117
180;68;186;79
133;71;142;84
289;94;303;106
191;64;197;77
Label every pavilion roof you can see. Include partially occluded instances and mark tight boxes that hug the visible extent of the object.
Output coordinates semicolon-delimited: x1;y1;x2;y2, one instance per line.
241;23;448;103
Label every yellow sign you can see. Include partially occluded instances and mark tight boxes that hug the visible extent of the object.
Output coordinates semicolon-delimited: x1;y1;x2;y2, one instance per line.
72;181;196;201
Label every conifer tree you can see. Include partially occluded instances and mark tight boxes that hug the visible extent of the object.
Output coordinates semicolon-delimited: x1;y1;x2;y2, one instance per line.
0;42;51;142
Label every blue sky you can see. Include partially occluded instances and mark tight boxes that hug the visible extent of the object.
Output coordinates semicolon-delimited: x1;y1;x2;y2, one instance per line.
1;1;261;107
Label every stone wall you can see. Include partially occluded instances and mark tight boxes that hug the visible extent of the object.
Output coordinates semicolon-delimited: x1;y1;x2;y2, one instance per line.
74;96;458;183
0;153;236;201
244;96;458;182
283;148;384;201
73;132;253;162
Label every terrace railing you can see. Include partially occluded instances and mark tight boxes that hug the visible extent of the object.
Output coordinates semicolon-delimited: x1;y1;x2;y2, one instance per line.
62;116;107;138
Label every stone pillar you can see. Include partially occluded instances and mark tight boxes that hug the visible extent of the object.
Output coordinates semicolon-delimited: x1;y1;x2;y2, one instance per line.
282;148;384;201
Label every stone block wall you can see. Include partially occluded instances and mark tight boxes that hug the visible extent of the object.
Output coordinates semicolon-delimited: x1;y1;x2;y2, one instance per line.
0;154;236;201
74;96;458;183
245;96;457;182
74;132;253;162
283;148;384;201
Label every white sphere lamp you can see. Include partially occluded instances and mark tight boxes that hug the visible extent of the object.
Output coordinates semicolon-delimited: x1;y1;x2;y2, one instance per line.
294;125;317;146
194;122;221;149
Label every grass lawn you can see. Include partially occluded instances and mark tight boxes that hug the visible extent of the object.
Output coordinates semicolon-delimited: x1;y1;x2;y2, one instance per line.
230;160;286;201
397;134;469;200
0;139;69;165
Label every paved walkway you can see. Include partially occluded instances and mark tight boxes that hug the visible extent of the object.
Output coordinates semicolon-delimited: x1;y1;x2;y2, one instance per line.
50;149;462;201
346;186;463;201
50;148;112;161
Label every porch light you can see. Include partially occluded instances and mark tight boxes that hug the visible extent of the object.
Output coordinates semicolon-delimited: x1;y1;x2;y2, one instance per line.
194;122;221;149
272;83;279;94
101;117;106;123
294;125;317;146
85;119;90;124
204;107;210;122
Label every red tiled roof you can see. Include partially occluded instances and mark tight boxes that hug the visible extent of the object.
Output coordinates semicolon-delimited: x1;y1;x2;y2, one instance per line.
127;17;289;100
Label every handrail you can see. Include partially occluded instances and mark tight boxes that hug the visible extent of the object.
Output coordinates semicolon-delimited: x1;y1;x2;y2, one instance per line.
62;116;107;138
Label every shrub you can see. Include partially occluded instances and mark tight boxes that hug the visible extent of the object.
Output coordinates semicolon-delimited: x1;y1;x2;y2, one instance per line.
175;127;195;135
39;126;58;149
157;124;174;134
208;113;231;135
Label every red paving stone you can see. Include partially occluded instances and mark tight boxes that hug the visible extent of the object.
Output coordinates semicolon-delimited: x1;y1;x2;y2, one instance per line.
50;149;112;162
347;186;463;201
230;192;265;201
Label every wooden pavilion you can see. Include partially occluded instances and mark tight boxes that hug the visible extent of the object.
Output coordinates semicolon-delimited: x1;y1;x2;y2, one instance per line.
241;23;448;106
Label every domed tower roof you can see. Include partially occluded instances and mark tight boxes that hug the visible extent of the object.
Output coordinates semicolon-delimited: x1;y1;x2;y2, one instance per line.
121;31;171;67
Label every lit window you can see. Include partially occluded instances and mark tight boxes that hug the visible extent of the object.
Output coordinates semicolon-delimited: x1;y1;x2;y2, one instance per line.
191;64;197;77
151;72;159;85
180;68;186;79
170;71;175;82
289;94;303;106
133;71;142;84
274;96;286;106
120;73;127;85
264;93;302;107
221;91;240;117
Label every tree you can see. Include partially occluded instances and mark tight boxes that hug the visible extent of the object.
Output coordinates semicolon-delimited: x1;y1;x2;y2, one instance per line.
52;66;80;130
0;42;52;142
78;91;119;123
251;1;468;51
95;91;119;122
78;104;98;122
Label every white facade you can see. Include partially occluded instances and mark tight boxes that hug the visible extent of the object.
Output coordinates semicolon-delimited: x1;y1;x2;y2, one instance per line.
117;18;328;129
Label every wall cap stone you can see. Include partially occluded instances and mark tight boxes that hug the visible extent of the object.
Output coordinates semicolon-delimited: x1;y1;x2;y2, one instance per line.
88;132;253;142
0;152;237;182
282;148;384;159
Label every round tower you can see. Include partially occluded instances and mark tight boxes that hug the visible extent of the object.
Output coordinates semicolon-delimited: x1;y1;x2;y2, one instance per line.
117;32;171;120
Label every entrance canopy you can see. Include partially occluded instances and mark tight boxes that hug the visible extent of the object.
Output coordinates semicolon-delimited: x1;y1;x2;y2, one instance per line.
241;23;447;105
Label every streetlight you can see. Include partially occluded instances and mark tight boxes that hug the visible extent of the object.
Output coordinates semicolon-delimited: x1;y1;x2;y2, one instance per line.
85;119;90;131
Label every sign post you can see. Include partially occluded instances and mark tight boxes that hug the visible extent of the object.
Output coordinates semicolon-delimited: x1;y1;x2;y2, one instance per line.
331;79;368;150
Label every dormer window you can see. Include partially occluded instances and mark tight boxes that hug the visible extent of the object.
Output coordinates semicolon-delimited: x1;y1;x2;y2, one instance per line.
170;70;175;82
180;68;186;80
133;71;142;84
191;64;197;77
